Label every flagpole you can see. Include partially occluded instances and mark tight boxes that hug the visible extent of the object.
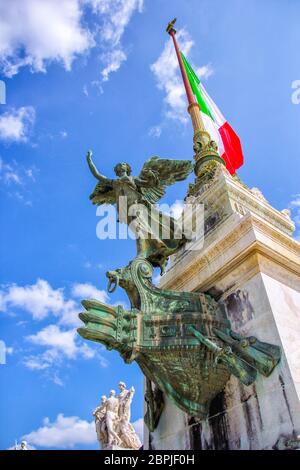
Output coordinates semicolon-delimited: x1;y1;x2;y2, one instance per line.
166;19;205;134
166;19;224;185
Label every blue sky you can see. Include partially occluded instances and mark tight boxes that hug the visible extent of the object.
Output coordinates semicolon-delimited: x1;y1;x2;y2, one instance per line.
0;0;299;450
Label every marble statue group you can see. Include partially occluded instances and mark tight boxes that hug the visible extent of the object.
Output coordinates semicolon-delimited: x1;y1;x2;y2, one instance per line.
93;381;141;450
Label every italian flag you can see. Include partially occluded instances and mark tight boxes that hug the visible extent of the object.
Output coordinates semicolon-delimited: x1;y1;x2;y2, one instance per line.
181;52;244;175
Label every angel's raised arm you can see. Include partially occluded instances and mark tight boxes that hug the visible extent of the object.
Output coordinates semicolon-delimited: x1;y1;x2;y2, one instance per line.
87;151;111;183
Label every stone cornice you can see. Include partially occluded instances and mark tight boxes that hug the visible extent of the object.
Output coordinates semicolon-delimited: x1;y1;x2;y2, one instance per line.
159;212;300;294
188;168;295;235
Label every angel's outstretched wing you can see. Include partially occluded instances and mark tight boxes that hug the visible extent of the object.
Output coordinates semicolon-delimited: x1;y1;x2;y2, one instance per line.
137;156;193;204
87;151;116;205
89;181;116;205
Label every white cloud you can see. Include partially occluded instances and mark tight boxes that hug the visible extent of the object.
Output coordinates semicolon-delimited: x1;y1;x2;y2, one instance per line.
133;417;143;444
170;200;185;219
22;413;143;449
24;324;96;372
88;0;143;45
150;29;213;123
0;0;94;77
83;84;89;97
52;374;64;387
0;279;110;374
0;158;38;186
23;356;51;371
0;1;144;86
159;199;184;220
91;79;104;94
0;278;109;329
0;279;78;324
153;273;162;286
23;414;96;449
195;64;214;80
88;0;144;82
0;279;109;326
0;279;109;324
83;261;92;268
27;325;83;359
0;158;21;184
101;49;127;82
25;168;36;181
8;191;33;206
71;282;108;302
0;107;35;142
148;125;162;138
290;194;300;238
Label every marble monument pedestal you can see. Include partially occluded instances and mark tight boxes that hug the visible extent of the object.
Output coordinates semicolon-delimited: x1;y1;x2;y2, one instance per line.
144;167;300;450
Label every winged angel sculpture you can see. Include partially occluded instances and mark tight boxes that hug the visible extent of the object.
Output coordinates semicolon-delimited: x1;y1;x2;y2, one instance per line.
87;151;193;272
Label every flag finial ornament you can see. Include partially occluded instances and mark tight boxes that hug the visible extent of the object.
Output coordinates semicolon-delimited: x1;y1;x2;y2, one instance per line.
166;18;177;35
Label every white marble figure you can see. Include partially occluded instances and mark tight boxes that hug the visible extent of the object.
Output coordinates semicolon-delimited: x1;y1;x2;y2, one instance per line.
93;395;107;448
118;382;142;450
14;440;28;450
93;382;141;450
105;390;122;447
20;441;28;450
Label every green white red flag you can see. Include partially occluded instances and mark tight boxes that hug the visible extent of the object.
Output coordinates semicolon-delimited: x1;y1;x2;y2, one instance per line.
181;52;244;174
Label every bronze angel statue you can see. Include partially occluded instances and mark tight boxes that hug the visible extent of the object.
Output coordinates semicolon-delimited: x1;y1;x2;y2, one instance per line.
87;151;193;273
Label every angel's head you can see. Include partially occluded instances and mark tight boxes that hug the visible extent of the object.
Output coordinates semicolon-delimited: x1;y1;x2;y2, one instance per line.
114;162;132;177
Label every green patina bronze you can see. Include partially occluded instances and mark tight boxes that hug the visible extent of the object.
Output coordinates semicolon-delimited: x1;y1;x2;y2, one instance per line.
78;152;281;428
